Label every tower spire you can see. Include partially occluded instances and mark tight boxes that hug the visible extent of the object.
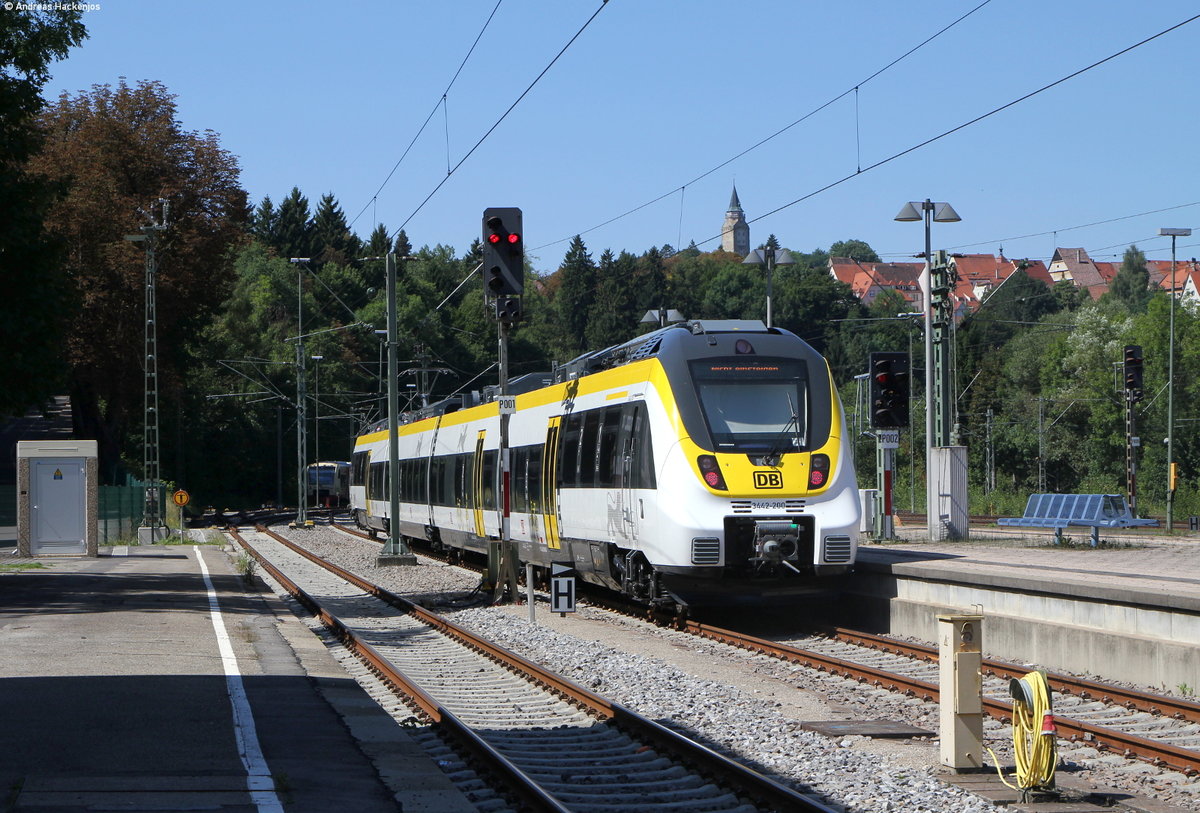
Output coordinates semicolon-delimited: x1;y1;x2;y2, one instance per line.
721;183;749;255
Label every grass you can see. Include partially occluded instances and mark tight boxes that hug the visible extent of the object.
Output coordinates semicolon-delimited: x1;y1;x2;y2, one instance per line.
234;552;257;587
0;562;48;573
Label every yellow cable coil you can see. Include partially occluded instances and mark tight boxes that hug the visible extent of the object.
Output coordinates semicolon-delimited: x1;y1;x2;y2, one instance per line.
988;669;1058;791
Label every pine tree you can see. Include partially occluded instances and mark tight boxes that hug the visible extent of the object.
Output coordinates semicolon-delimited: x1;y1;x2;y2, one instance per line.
586;250;638;349
394;229;413;257
275;188;313;259
251;196;277;245
311;193;359;265
367;224;391;256
556;235;596;354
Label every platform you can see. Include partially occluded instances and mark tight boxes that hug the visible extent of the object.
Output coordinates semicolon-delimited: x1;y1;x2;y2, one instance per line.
846;530;1200;689
0;542;476;812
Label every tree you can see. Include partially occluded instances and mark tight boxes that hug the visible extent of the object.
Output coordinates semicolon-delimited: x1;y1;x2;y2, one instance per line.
0;8;87;415
555;236;596;354
273;187;313;260
311;192;359;265
250;195;277;245
29;79;247;479
586;250;638;349
828;239;880;263
1106;245;1152;313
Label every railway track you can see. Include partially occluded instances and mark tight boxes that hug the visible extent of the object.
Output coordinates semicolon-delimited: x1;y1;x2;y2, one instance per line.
228;523;836;812
328;518;1200;774
680;622;1200;776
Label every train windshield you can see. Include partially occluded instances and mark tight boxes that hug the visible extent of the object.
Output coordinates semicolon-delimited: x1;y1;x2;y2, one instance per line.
690;358;808;453
308;466;339;486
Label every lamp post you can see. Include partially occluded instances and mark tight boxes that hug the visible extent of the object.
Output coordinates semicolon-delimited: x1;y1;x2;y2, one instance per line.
895;200;961;541
1159;227;1191;531
743;247;795;328
288;259;311;527
311;354;323;507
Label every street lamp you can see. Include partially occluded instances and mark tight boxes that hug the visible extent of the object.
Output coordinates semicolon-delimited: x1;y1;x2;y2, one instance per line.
311;354;323;507
1159;227;1191;531
895;200;961;541
743;247;795;328
640;308;686;329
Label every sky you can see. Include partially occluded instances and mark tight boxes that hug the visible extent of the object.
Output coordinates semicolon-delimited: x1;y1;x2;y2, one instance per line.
39;1;1200;274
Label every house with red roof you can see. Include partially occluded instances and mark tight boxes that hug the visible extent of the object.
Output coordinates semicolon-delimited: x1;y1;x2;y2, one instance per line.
829;253;1051;322
1047;247;1116;299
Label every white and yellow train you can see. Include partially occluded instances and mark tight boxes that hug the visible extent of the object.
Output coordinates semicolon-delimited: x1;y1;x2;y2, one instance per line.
350;320;859;607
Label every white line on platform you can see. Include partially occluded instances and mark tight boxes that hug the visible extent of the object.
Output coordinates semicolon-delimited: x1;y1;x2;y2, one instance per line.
194;545;285;813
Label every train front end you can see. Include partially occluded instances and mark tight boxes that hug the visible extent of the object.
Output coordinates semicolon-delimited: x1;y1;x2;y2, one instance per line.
646;322;859;605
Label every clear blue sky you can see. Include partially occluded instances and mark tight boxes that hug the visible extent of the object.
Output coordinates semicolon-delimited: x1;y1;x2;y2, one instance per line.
42;1;1200;272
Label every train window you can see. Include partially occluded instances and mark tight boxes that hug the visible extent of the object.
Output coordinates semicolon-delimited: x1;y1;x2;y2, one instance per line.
429;457;442;506
351;452;368;487
560;414;581;488
369;461;387;500
630;403;656;489
579;410;601;488
597;407;622;488
527;445;543;513
463;455;475;509
453;455;466;508
689;358;808;454
510;447;528;513
444;456;458;507
481;450;497;511
416;457;429;504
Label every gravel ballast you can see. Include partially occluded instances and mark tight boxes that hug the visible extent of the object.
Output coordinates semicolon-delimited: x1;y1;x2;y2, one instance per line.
252;522;1200;812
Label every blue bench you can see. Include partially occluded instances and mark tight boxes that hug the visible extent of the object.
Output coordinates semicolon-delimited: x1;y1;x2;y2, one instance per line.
997;493;1158;546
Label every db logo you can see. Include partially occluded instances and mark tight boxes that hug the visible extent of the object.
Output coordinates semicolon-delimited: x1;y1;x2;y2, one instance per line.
753;471;783;489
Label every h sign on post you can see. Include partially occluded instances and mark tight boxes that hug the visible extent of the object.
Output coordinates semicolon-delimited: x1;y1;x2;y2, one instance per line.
551;561;576;615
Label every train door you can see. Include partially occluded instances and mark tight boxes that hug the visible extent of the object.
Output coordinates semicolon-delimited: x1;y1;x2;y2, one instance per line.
619;405;639;542
472;431;487;538
540;416;562;550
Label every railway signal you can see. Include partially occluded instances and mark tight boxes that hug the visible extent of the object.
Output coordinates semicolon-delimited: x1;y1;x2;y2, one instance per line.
482;207;524;297
869;351;910;429
1123;345;1144;402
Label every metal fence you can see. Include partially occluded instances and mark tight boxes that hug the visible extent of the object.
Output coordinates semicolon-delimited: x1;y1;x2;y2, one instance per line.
99;481;163;543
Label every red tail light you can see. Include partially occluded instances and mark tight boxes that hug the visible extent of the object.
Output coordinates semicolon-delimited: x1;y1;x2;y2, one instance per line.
697;455;727;491
808;454;830;489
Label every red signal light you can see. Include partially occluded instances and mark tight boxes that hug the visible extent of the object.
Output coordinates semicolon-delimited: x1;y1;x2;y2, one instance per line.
507;233;520;244
488;233;502;244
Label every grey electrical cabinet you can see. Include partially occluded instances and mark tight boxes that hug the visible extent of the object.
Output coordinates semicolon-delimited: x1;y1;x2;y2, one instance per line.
17;440;98;557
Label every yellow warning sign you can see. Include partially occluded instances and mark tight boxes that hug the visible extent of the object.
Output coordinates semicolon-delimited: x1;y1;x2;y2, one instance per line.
172;489;190;507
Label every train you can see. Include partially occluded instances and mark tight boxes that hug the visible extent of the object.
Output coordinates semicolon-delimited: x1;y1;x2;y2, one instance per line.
306;461;351;508
349;319;859;608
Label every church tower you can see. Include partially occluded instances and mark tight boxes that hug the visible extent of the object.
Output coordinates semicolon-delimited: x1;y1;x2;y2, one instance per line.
721;185;750;256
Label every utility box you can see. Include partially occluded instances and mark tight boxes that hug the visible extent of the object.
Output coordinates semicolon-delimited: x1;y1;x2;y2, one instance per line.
938;613;984;770
858;489;877;535
17;440;98;557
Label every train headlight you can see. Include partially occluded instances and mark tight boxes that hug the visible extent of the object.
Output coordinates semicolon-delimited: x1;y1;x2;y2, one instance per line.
808;453;830;489
696;455;728;490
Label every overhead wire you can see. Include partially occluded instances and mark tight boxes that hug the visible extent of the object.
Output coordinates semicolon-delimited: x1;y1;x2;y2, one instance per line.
690;12;1200;250
531;0;995;252
941;200;1200;254
347;0;505;232
389;0;611;242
